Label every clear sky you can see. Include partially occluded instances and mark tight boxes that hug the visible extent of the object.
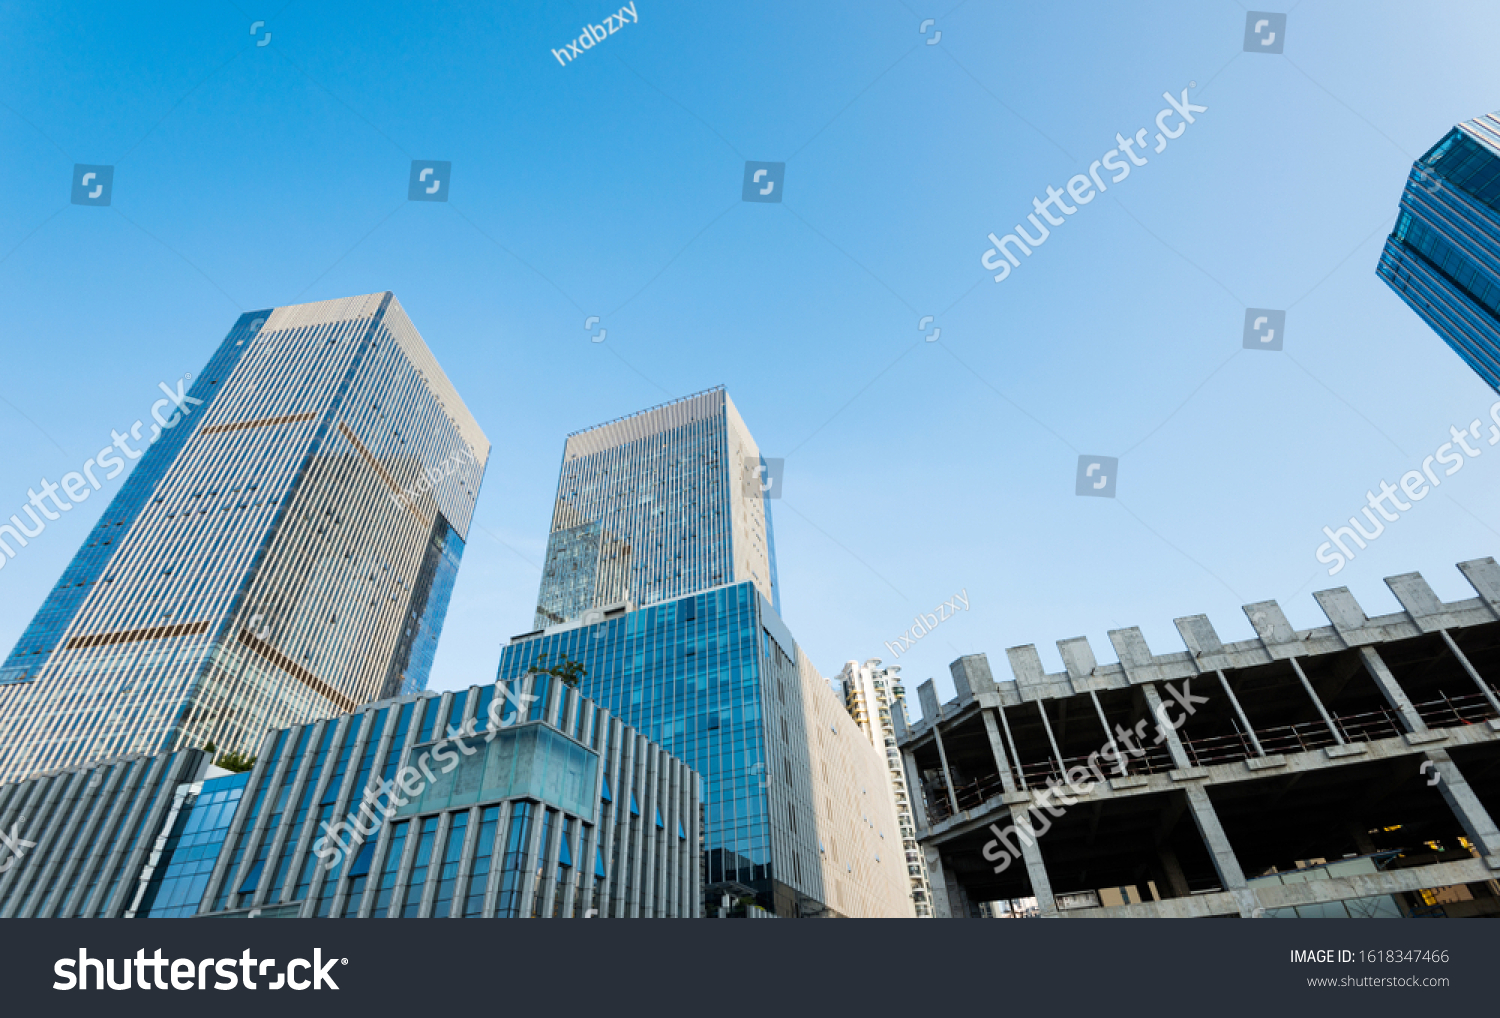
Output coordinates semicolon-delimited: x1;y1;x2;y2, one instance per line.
2;0;1499;719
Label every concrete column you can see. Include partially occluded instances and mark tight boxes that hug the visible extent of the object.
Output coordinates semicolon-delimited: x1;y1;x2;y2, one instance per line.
1034;702;1067;777
1288;657;1345;745
996;704;1027;790
922;845;954;918
980;709;1018;794
1215;669;1266;757
1359;645;1425;732
930;726;960;818
1140;683;1191;769
1009;802;1055;914
1183;786;1253;916
1425;750;1500;863
1440;630;1500;715
1087;690;1123;771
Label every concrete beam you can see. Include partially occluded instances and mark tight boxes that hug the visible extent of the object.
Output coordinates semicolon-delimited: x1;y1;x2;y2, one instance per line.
1055;856;1497;918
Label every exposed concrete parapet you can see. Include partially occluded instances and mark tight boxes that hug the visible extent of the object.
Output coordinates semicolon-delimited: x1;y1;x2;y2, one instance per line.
950;654;994;702
1314;588;1382;647
1244;600;1301;658
1457;557;1500;619
1004;645;1049;699
917;679;940;723
1385;572;1449;632
1109;627;1163;684
1057;637;1097;685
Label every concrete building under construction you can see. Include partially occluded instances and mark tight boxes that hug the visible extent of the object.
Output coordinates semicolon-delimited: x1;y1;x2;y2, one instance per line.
898;559;1500;918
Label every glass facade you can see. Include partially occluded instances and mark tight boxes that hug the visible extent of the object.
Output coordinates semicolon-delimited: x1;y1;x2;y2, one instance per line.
498;581;783;901
395;724;599;822
136;772;249;918
533;387;778;628
0;293;491;783
1378;112;1500;392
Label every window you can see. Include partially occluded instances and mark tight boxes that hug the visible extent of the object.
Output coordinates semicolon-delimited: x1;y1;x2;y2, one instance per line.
495;802;534;918
462;806;500;917
431;813;469;918
369;821;410;917
400;818;439;917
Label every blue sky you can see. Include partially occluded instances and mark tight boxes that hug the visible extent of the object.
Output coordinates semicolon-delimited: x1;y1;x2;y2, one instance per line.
2;0;1499;718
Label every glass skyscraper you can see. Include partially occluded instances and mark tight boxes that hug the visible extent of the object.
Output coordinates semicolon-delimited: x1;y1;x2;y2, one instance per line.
501;391;911;917
1377;111;1500;391
533;386;779;628
0;293;488;783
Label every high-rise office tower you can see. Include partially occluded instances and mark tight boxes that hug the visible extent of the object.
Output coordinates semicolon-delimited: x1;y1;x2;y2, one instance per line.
836;657;933;917
0;293;487;783
500;390;911;917
533;386;778;628
1377;111;1500;391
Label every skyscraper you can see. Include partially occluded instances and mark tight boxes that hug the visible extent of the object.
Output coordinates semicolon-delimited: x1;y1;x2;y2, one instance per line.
836;657;933;916
1377;111;1500;391
500;390;911;917
533;386;778;628
0;293;487;783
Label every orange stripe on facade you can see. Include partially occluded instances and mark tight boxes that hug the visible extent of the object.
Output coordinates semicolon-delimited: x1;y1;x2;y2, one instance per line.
66;619;212;650
337;422;432;527
236;628;357;713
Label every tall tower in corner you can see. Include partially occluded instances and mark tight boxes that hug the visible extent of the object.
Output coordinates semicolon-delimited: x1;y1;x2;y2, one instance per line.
0;293;488;782
1377;111;1500;392
533;386;779;629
